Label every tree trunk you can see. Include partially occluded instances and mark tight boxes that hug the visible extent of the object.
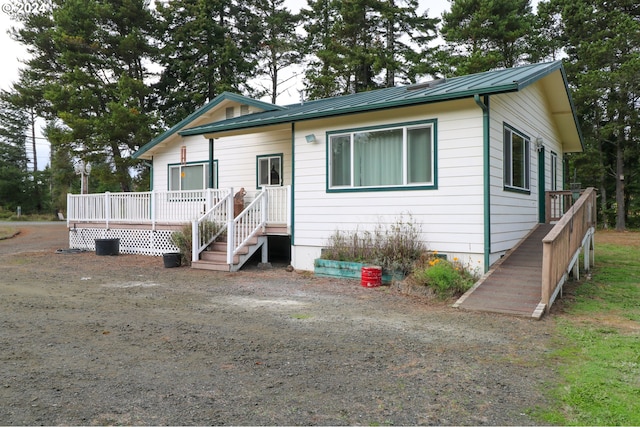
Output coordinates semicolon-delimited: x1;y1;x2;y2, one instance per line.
615;141;625;231
599;184;608;230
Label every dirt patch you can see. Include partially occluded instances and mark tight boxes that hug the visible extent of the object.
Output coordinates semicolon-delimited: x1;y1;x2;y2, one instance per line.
0;223;556;425
596;229;640;247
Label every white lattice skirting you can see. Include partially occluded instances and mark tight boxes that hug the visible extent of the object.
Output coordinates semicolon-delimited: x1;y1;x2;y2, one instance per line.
69;228;179;256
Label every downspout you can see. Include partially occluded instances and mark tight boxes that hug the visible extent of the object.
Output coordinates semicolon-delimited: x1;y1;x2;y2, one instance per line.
290;123;295;245
474;94;491;273
209;139;214;188
143;160;153;190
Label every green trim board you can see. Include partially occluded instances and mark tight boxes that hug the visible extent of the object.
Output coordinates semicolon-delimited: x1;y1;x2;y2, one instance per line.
208;139;215;189
474;94;491;273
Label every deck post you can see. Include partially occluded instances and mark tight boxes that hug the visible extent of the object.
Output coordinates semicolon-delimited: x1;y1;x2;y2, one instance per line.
66;193;71;228
151;190;156;231
226;187;234;265
105;192;111;230
191;219;198;264
286;185;292;233
541;241;552;313
261;189;268;232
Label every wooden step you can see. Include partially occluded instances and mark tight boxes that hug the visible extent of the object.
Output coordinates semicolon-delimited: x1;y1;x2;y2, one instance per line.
200;250;239;264
191;260;230;271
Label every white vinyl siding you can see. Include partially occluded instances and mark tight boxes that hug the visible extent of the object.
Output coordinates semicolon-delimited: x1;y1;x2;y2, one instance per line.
292;100;484;270
489;82;565;262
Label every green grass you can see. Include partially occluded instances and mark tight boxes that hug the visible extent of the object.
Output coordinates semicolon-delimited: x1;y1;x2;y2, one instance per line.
538;237;640;425
290;313;313;320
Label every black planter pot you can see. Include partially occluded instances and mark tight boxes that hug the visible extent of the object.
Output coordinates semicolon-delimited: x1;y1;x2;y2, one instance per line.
95;238;120;256
163;252;182;268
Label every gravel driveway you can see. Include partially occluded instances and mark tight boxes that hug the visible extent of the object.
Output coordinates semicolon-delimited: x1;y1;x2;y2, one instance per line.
0;222;555;425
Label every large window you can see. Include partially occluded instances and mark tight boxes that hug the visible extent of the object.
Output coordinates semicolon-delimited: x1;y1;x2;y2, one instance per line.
328;122;435;190
504;125;530;192
257;154;282;188
169;162;215;191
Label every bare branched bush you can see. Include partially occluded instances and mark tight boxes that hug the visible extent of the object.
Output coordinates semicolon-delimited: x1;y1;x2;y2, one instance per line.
321;214;425;274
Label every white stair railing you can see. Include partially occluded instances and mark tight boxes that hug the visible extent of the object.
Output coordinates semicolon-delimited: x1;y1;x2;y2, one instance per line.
227;189;269;265
191;190;232;264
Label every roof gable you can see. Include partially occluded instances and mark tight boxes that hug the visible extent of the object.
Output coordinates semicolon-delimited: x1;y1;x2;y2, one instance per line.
133;92;284;159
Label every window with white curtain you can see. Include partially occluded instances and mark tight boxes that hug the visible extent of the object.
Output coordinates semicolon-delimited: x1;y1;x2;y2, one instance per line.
328;122;434;190
168;162;214;191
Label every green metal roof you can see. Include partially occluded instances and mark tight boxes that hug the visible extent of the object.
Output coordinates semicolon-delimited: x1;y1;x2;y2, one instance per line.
179;61;581;148
133;92;285;159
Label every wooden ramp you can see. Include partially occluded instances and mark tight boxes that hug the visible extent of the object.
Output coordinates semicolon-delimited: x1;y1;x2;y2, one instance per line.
454;224;554;319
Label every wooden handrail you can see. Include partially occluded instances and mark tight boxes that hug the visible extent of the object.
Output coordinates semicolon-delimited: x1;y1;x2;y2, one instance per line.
541;187;597;311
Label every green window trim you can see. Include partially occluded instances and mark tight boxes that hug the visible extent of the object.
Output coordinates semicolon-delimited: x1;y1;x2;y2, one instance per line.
503;123;531;194
326;119;437;193
256;153;283;189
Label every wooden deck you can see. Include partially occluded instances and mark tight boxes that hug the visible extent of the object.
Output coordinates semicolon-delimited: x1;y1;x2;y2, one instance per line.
454;224;554;319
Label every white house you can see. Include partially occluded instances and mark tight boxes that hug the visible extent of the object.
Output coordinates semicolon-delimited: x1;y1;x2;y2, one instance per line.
73;61;583;274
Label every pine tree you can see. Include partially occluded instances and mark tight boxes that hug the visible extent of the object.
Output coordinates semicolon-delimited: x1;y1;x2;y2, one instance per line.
13;0;158;193
253;0;303;104
555;0;640;230
440;0;534;75
0;90;31;212
302;0;440;99
154;0;262;124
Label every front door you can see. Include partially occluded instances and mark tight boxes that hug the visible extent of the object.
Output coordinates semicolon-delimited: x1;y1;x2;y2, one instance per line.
538;147;546;223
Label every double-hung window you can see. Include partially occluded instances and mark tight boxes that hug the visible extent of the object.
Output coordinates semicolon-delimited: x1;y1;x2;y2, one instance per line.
503;125;530;192
328;121;435;191
169;162;214;191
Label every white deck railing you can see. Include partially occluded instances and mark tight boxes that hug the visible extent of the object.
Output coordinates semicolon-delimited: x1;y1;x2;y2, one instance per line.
68;186;291;266
67;189;232;228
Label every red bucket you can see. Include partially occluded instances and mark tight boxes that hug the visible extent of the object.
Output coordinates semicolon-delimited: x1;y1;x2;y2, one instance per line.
361;265;382;288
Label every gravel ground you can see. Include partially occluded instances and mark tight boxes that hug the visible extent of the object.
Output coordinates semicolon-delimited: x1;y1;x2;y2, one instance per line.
0;222;557;425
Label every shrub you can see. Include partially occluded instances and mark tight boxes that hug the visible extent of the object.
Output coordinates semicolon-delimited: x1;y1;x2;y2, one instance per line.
409;254;478;299
321;214;425;274
170;220;220;266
